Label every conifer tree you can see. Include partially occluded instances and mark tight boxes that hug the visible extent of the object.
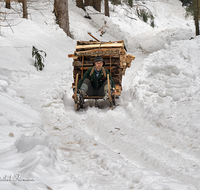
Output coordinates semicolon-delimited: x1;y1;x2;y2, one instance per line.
32;46;46;71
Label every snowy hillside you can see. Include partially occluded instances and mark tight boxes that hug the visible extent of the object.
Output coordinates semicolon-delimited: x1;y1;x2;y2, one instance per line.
0;0;200;189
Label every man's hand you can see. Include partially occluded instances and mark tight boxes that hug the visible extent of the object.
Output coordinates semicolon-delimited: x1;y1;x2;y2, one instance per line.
72;94;75;99
112;88;116;95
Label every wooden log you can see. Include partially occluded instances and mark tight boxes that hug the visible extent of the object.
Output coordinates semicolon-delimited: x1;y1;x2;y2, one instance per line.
73;60;82;66
75;48;121;53
68;54;74;58
75;49;121;57
87;33;100;42
126;54;135;64
77;41;102;45
75;55;120;60
68;54;78;60
120;54;126;68
77;40;124;45
77;57;120;62
76;43;124;51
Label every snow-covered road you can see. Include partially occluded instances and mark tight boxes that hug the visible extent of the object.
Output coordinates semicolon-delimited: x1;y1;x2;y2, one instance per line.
14;52;199;190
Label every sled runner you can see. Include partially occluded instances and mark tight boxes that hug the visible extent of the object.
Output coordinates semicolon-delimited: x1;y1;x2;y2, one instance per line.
68;36;135;110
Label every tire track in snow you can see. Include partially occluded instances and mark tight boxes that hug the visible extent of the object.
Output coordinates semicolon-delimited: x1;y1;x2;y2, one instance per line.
42;101;170;190
70;99;200;189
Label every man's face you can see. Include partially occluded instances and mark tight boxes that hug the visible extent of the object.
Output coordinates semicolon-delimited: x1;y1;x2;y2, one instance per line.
95;61;103;71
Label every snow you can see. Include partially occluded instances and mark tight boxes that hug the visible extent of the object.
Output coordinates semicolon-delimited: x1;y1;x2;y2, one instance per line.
0;0;200;189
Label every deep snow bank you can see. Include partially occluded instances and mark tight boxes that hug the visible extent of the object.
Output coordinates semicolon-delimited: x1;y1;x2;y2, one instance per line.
0;77;53;190
0;1;78;189
125;36;200;188
69;0;194;53
132;36;200;122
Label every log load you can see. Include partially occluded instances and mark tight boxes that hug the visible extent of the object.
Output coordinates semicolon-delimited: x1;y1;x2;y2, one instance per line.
68;40;135;96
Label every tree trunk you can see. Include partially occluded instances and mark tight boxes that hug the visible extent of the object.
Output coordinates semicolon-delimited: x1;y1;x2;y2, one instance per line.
5;0;11;9
54;0;71;37
76;0;85;10
22;0;28;19
93;0;101;12
194;0;199;35
105;0;109;17
84;0;92;6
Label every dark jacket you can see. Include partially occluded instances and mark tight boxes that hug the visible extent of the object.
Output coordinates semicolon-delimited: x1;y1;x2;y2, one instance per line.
77;67;115;90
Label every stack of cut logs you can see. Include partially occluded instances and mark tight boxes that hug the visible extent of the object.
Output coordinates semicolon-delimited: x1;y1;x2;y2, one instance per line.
68;40;135;96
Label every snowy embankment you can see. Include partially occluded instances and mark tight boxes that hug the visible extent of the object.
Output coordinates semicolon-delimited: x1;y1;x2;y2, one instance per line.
0;1;78;190
0;0;200;189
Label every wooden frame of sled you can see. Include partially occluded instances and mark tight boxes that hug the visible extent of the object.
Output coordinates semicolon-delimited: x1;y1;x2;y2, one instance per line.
74;73;116;110
68;37;135;110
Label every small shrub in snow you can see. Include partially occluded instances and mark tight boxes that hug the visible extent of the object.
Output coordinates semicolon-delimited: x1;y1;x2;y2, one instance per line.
136;6;155;27
32;46;46;71
150;20;155;28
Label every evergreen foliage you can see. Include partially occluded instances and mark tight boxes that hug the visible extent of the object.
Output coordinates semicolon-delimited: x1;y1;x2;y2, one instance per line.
110;0;121;5
180;0;193;6
150;20;155;28
32;46;46;71
136;8;155;27
185;2;194;17
179;0;194;17
128;0;133;7
141;10;148;22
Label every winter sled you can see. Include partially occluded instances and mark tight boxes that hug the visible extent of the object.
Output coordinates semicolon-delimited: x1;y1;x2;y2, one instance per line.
68;35;135;110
